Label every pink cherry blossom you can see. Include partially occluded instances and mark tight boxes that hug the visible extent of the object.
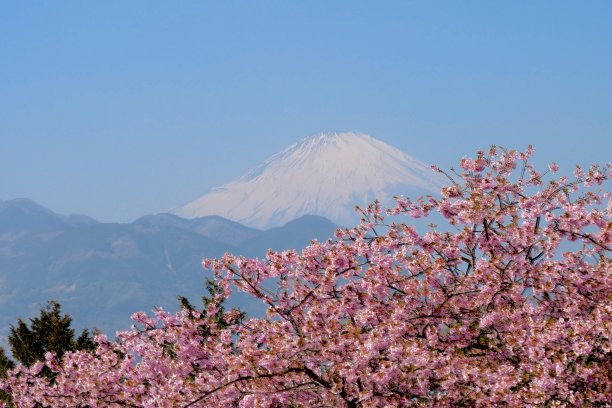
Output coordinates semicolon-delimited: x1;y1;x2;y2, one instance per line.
1;146;610;407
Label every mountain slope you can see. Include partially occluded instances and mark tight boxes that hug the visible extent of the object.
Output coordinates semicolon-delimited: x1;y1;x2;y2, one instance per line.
173;132;444;229
134;213;261;246
239;215;338;257
0;198;70;234
0;200;338;342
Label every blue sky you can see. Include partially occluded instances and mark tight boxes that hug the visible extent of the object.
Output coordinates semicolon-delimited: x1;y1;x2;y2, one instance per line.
1;2;610;222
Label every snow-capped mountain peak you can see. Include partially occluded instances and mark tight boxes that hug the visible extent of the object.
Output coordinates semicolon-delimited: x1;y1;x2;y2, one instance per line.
173;132;444;229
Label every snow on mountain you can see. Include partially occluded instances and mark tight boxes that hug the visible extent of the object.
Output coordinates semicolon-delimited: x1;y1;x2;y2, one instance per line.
173;132;445;229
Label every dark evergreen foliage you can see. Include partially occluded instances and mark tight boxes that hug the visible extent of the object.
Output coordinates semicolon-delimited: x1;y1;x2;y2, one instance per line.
178;279;245;331
0;349;12;405
0;347;14;378
0;348;13;406
2;302;95;405
8;301;96;368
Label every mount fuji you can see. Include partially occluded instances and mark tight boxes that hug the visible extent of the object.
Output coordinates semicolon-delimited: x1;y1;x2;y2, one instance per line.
173;132;445;229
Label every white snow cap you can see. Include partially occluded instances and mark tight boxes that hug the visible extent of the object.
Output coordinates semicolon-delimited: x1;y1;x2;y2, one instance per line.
173;131;444;229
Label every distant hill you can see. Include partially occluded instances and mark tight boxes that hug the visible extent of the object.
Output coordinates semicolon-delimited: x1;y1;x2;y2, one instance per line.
0;199;338;344
239;215;337;256
134;213;260;246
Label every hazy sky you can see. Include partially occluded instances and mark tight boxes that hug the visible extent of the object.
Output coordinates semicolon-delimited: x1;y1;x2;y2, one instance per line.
1;2;610;222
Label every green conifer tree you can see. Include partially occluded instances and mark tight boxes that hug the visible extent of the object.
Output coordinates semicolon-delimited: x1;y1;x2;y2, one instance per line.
8;301;96;368
0;347;15;405
0;347;14;378
2;302;95;405
178;278;245;335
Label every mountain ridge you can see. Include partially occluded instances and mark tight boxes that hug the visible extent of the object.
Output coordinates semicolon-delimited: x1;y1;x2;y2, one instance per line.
0;198;338;343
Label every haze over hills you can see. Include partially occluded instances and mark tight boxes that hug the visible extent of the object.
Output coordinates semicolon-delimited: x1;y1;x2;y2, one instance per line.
173;132;445;229
0;131;446;344
0;199;337;344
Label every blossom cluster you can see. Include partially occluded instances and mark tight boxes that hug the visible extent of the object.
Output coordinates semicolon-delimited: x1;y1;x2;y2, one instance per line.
2;147;610;407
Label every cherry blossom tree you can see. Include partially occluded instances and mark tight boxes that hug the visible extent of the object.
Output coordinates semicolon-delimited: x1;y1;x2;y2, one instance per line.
1;146;610;407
